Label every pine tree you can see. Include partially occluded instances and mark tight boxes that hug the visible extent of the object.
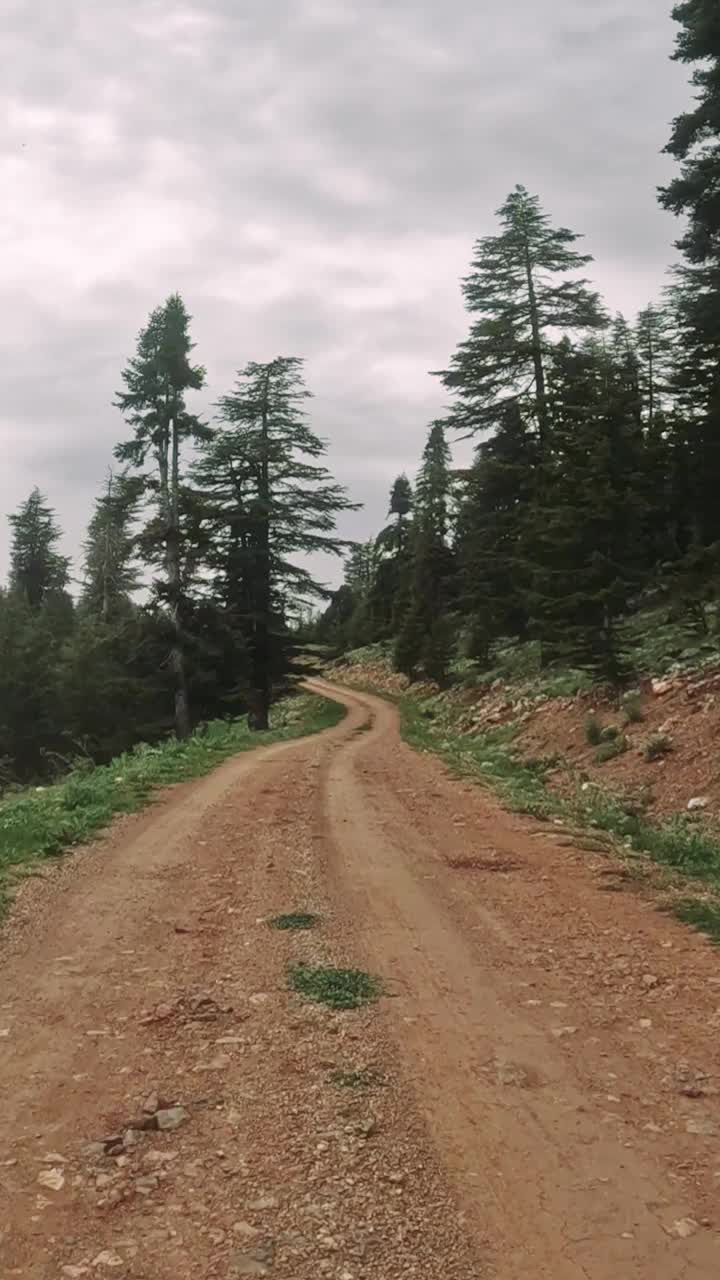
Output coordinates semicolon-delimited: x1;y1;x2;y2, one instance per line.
454;400;537;662
81;471;142;618
394;423;455;680
194;357;354;728
526;340;647;677
8;488;69;607
659;3;720;564
660;1;720;275
436;186;605;445
0;589;63;779
115;294;207;739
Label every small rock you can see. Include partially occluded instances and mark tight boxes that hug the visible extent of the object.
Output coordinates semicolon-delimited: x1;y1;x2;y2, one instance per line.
686;1117;718;1137
230;1242;274;1276
638;1018;653;1030
642;974;659;990
687;797;710;812
651;678;673;696
143;1092;160;1115
155;1106;187;1132
233;1222;260;1240
248;1194;279;1211
666;1217;700;1239
37;1167;64;1192
551;1026;578;1039
249;993;269;1006
92;1252;125;1269
62;1268;91;1278
134;1175;159;1196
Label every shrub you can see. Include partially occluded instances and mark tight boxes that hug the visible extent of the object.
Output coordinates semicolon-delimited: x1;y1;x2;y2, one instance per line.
584;715;603;746
643;734;673;763
622;693;645;724
594;736;628;764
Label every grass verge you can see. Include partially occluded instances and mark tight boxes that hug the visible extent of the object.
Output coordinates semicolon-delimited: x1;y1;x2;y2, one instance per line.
396;692;720;891
666;898;720;944
288;963;383;1010
0;693;344;908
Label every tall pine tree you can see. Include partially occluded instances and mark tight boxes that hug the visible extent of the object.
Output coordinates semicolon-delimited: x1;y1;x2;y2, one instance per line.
115;295;207;739
8;488;70;607
394;424;455;681
437;186;605;445
194;357;355;728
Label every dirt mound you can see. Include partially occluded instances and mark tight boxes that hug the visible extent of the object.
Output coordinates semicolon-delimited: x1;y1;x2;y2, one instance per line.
515;670;720;820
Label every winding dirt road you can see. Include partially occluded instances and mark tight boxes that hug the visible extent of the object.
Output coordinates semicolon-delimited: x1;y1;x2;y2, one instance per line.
1;680;720;1279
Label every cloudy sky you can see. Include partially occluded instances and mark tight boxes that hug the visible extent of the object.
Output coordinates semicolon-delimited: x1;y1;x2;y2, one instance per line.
1;0;690;589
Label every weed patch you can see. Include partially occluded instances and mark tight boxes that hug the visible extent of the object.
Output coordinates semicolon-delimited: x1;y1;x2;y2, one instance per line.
288;963;383;1010
330;1068;386;1089
668;898;720;943
594;735;628;764
269;912;320;931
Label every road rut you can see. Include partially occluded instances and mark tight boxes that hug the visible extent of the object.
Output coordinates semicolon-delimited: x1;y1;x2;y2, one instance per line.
1;679;719;1278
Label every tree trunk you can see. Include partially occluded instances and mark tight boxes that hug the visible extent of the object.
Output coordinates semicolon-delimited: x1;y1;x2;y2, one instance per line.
523;240;549;449
168;413;191;739
250;372;272;731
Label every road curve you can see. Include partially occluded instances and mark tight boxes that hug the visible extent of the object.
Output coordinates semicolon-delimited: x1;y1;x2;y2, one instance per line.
1;679;719;1278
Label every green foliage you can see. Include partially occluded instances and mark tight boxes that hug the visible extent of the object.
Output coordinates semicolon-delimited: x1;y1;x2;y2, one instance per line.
669;898;720;944
0;694;342;903
643;734;674;762
436;185;604;442
8;488;70;608
288;963;383;1010
594;735;628;764
193;357;355;727
330;1068;386;1089
269;912;320;931
584;716;603;746
622;694;645;724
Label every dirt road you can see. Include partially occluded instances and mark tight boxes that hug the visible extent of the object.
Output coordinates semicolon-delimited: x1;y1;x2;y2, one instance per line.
1;681;719;1279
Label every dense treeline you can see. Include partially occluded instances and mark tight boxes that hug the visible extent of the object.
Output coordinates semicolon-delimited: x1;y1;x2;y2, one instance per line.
316;1;720;684
1;308;352;784
3;0;718;780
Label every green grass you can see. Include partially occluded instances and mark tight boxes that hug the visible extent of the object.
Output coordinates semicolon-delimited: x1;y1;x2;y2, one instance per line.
0;693;344;906
269;912;320;931
330;1067;386;1089
288;963;383;1010
668;898;720;943
395;688;720;888
400;696;560;820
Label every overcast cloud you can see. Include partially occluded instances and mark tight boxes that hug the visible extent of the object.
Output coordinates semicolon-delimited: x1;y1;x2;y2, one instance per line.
1;0;690;590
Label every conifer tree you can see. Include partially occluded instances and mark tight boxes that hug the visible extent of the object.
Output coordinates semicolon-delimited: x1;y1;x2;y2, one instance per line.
455;400;537;662
194;357;354;728
659;2;720;562
115;294;207;738
437;186;605;445
526;340;647;676
394;424;454;680
81;471;142;618
8;488;70;607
